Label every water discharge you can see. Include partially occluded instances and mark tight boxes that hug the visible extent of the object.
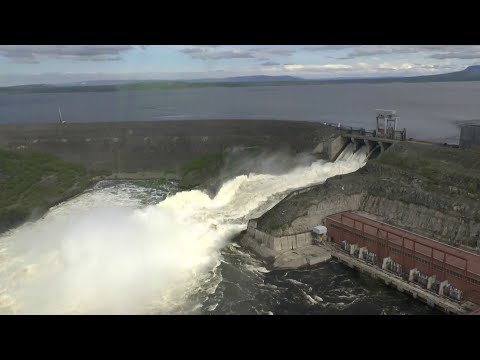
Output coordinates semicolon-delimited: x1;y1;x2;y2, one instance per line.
0;144;367;314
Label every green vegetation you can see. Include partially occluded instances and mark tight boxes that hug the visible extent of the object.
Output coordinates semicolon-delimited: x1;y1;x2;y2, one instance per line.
0;149;109;232
181;154;224;176
375;144;480;198
376;151;430;173
0;82;299;95
177;153;225;189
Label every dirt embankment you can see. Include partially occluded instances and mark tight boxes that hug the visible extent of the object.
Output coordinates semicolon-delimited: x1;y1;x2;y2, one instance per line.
255;142;480;250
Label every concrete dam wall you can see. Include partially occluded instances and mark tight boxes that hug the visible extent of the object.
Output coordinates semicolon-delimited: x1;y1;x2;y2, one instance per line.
246;220;314;252
0;120;338;174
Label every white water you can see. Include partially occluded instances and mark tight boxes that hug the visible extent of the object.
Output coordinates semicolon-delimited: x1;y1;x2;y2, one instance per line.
0;144;367;314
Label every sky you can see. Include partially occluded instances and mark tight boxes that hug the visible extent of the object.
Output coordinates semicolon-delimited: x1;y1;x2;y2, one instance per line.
0;45;480;86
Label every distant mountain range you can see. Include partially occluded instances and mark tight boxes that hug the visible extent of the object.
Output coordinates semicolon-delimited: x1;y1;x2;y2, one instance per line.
2;66;480;94
332;65;480;83
57;75;304;86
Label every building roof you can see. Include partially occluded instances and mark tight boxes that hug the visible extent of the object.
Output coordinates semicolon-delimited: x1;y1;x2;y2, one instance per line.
326;211;480;275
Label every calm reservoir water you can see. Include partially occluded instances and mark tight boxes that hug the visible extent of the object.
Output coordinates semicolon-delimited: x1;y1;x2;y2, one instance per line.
1;82;480;143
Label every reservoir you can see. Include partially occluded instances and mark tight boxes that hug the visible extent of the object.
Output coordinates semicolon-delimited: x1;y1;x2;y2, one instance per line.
2;82;480;143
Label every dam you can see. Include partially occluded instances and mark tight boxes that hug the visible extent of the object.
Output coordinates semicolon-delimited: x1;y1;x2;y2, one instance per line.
239;114;480;314
1;117;479;314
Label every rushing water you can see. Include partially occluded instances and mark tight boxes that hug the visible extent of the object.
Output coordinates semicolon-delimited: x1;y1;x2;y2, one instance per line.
0;145;439;314
2;83;480;142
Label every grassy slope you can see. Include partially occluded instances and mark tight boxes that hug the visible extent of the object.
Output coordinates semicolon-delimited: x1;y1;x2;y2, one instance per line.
374;143;480;200
0;149;109;232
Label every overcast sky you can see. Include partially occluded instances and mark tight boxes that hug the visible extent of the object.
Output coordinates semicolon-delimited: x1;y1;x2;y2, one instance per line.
0;45;479;86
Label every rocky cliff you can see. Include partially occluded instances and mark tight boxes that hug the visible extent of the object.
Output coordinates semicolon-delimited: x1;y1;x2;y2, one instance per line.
254;143;480;250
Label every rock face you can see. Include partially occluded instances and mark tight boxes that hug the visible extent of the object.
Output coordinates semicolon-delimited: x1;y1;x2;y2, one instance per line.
254;144;480;250
361;195;480;247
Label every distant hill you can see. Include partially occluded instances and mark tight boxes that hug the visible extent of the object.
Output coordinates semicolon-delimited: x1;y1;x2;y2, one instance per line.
2;66;480;94
191;75;304;83
277;66;480;85
395;65;480;82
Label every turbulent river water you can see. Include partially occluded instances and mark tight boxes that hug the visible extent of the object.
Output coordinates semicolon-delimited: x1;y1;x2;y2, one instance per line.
0;145;440;314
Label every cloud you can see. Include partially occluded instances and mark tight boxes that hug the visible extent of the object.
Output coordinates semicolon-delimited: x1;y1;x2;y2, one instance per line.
378;62;415;71
252;47;295;56
190;45;222;48
280;61;453;78
303;45;427;59
180;47;255;60
261;61;280;66
180;46;295;62
321;45;480;60
0;45;139;63
429;51;480;60
303;45;359;51
283;64;353;72
336;46;419;59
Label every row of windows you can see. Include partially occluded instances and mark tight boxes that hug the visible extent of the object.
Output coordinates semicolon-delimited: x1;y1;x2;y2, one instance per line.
329;223;480;287
434;264;480;285
433;264;443;272
415;257;429;266
446;268;465;280
331;224;386;248
468;278;480;286
389;247;401;255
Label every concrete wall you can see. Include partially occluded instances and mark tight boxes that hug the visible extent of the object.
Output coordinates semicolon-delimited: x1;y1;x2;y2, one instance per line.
264;190;480;249
328;136;349;161
460;125;480;149
311;135;348;161
247;219;313;251
286;193;365;235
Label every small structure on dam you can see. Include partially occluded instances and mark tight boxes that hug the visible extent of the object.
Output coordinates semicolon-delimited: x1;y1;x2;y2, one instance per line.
325;211;480;307
319;109;408;160
312;225;327;244
375;109;405;140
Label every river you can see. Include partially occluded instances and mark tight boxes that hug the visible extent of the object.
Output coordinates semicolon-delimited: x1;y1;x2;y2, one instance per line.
0;145;440;314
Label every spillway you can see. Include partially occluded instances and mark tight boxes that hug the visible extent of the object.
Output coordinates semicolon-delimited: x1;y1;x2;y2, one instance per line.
0;144;367;314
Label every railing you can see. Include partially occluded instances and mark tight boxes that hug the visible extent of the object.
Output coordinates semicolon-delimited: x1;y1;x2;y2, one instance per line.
340;128;407;141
